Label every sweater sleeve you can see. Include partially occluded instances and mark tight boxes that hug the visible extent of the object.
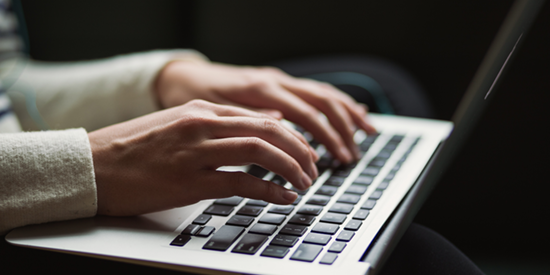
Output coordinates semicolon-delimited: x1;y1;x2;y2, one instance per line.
0;128;96;235
1;49;207;235
8;49;207;132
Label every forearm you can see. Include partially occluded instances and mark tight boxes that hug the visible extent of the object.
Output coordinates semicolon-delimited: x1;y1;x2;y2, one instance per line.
8;49;207;131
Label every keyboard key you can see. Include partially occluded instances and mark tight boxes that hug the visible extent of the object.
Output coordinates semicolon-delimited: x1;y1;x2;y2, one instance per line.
319;252;338;265
261;245;290;258
329;203;354;214
307;195;331;206
336;230;355;242
204;204;234;216
333;167;353;177
248;165;269;178
292;194;302;205
344;220;362;231
377;181;390;190
182;224;201;235
192;214;212;225
346;185;368;195
324;176;346;187
383;143;399;151
337;194;361;204
249;223;278;235
280;224;308;236
369;190;384;200
391;163;402;172
311;223;340;235
170;235;191;247
226;215;255;227
268;205;295;215
214;196;244;206
320;213;347;224
390;135;405;143
291;244;326;262
246;199;269;207
316;156;333;174
377;150;392;159
369;158;387;168
385;173;396;181
361;167;380;177
353;209;370;220
203;225;245;251
315;185;338;196
270;234;299;247
361;135;378;146
354;175;373;186
259;213;286;225
237;205;264;217
291;195;303;205
196;226;215;237
291;187;309;195
361;199;377;210
297;205;323;216
328;241;347;253
303;233;331;245
232;233;269;254
288;214;316;226
271;174;287;186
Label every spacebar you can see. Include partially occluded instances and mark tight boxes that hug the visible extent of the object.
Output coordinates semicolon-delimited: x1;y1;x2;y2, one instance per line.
203;225;245;251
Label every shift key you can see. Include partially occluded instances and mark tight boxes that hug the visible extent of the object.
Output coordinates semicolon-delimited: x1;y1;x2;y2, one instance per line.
203;225;245;251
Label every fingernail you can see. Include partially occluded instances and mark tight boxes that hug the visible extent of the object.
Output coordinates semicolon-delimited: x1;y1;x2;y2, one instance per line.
340;147;353;163
310;162;319;179
352;145;361;160
310;146;320;162
301;171;312;189
283;190;298;203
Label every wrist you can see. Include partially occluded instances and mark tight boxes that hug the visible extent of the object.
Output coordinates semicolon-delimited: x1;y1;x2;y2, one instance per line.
154;60;207;109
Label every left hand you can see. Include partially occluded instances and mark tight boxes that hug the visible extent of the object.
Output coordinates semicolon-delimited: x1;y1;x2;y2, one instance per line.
154;61;377;163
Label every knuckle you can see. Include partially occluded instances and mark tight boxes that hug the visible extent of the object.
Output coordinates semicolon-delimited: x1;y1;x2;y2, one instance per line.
302;107;321;121
289;159;302;174
244;78;271;93
262;119;280;135
174;114;216;133
243;137;265;156
186;99;209;107
260;66;284;75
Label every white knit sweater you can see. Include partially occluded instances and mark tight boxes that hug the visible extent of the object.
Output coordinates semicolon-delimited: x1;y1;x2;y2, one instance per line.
0;49;206;234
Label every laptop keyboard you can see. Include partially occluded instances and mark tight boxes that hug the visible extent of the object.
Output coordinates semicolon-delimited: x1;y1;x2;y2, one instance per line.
170;132;420;265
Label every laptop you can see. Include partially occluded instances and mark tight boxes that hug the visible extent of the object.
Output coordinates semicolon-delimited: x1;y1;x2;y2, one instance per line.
6;1;544;274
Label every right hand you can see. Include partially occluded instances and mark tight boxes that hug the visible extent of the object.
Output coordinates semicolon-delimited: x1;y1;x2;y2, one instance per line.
88;100;318;216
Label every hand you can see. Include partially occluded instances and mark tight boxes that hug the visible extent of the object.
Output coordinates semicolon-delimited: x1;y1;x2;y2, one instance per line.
155;61;377;163
89;100;318;216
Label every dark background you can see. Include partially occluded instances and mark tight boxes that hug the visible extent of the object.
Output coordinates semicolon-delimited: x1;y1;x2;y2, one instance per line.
5;0;549;273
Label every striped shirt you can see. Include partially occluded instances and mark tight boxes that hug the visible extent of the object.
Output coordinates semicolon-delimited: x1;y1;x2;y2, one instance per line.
0;0;22;132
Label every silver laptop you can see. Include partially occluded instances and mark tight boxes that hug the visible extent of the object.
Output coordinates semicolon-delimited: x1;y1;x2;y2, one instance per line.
6;1;544;274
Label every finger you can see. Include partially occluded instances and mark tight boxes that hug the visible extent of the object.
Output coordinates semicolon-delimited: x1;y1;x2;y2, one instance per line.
200;137;313;190
208;117;318;179
280;121;320;162
315;82;378;134
281;82;360;159
202;171;298;205
280;77;378;135
345;102;378;135
188;99;278;121
195;100;317;162
259;88;353;163
205;94;285;120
